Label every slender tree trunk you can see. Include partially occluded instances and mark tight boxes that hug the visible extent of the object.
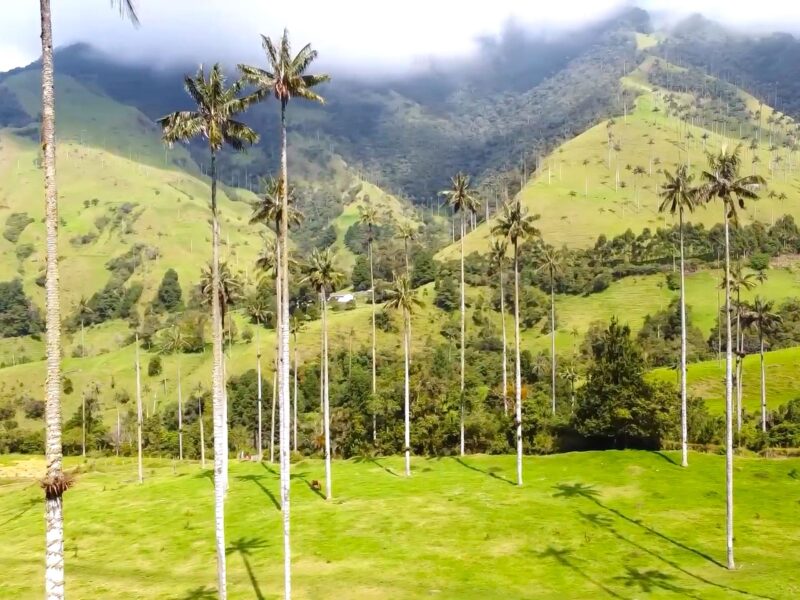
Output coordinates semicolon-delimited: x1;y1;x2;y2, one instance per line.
270;368;277;464
550;275;556;416
459;213;466;456
279;100;292;599
82;393;86;458
723;208;735;571
679;210;688;467
403;308;411;477
257;347;263;461
500;268;508;415
178;362;183;461
40;4;66;595
736;303;743;433
136;335;143;483
404;238;410;276
293;333;298;453
369;237;377;442
116;405;120;457
210;151;228;598
760;332;767;433
322;293;332;499
199;397;206;469
513;241;523;487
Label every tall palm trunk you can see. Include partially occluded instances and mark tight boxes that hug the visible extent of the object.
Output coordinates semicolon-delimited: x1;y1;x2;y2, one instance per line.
209;151;228;598
369;236;377;442
256;347;263;461
40;7;65;596
270;368;277;463
736;300;743;433
178;362;183;461
723;206;735;571
278;99;292;600
82;393;86;457
293;333;298;452
679;209;688;467
550;274;556;416
199;397;206;469
136;335;143;483
759;330;767;433
321;293;332;499
513;241;523;486
499;267;508;415
403;307;411;477
459;212;466;456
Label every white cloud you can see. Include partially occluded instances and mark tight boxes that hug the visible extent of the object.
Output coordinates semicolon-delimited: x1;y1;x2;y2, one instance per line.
1;0;799;73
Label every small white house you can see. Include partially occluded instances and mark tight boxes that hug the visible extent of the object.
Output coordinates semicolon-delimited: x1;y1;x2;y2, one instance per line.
329;292;355;304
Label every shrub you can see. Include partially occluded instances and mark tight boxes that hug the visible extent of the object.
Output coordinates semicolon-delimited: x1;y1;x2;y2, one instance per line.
23;398;45;420
3;212;34;243
148;356;163;377
749;252;770;272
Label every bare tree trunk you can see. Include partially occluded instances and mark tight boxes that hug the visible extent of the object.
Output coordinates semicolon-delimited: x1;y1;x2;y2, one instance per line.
293;334;298;453
199;397;206;469
257;346;263;461
82;393;86;458
403;308;411;477
136;335;143;483
550;276;556;416
369;237;377;442
459;212;466;456
279;100;292;600
723;208;735;571
500;267;508;415
270;368;277;464
178;362;183;461
514;241;523;487
40;4;65;595
679;210;688;467
322;293;332;499
760;333;767;433
210;151;228;598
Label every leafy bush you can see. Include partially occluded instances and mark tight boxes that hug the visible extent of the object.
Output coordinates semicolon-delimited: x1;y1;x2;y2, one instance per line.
148;356;163;377
3;212;34;243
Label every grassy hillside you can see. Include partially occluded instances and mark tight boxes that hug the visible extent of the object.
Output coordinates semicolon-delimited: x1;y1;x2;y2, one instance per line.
1;451;798;598
651;346;800;414
439;58;800;258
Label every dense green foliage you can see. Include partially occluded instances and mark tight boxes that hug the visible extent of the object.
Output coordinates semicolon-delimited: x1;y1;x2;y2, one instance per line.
0;280;42;338
151;268;183;313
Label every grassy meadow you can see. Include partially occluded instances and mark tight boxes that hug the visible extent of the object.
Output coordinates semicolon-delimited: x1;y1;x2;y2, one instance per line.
1;451;799;598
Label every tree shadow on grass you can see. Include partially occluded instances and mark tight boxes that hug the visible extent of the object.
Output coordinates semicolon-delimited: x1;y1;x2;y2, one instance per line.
451;457;515;486
353;455;399;477
615;566;702;599
652;451;679;466
553;483;725;569
172;586;216;599
193;469;214;487
236;474;280;511
260;463;325;500
227;537;268;600
538;546;627;599
0;496;40;528
578;511;776;600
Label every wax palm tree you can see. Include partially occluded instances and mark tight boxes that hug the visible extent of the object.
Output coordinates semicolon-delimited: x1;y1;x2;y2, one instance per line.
488;238;509;415
158;326;189;460
730;265;758;433
535;245;565;416
75;296;94;358
396;221;417;275
39;3;138;597
442;172;480;456
158;64;258;600
741;298;781;433
385;274;422;476
358;204;380;441
301;248;343;499
632;165;646;210
289;315;306;452
699;144;765;570
659;165;698;468
239;38;329;594
200;261;245;338
492;198;540;486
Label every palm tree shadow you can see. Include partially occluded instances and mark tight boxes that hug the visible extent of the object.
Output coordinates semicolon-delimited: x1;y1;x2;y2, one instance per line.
172;586;216;599
193;469;214;487
260;460;324;499
452;457;515;486
578;511;776;600
553;483;726;569
652;451;679;466
354;455;399;477
0;496;41;528
538;545;627;599
615;566;702;600
236;474;280;511
227;537;268;600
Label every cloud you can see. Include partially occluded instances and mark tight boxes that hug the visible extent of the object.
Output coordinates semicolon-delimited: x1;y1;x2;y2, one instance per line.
1;0;799;74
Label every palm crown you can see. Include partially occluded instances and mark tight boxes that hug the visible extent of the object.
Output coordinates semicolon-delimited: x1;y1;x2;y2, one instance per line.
385;274;423;315
491;200;540;245
158;64;259;153
700;145;766;225
302;248;344;295
250;177;303;231
659;165;697;216
238;29;330;106
442;173;480;216
488;238;508;275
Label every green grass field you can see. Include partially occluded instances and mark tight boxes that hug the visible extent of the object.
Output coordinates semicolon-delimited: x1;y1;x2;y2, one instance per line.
1;451;798;598
651;346;800;414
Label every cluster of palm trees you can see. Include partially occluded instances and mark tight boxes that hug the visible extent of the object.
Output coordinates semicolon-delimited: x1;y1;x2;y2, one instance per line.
658;145;765;570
